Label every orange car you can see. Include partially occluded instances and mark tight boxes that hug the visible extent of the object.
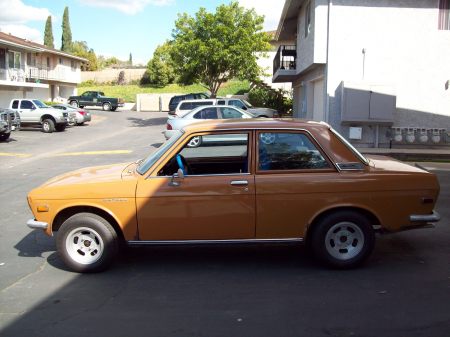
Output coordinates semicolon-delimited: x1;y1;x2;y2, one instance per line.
27;120;440;272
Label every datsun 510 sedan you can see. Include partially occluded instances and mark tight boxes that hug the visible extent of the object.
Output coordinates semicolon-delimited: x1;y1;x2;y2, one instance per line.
26;120;440;272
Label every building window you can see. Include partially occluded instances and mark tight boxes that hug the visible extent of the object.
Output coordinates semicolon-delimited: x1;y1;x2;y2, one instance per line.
8;51;21;69
59;57;63;65
47;57;51;68
305;1;312;37
439;0;450;30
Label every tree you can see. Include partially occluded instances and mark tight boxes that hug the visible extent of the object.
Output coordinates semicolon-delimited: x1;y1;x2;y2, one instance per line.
43;16;54;49
71;41;99;71
61;6;73;52
170;2;270;97
129;53;133;66
142;41;176;87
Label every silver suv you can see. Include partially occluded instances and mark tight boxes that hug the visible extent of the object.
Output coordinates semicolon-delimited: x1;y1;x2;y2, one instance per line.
0;108;20;141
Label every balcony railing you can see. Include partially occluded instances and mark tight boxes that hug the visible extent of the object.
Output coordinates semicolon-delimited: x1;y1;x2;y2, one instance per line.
0;64;78;84
273;45;297;75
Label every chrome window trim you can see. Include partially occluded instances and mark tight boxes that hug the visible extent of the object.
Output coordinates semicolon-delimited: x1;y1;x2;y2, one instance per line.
148;172;251;179
335;162;365;171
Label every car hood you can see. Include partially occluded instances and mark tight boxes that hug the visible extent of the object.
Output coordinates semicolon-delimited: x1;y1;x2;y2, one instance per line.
40;162;134;188
28;162;139;201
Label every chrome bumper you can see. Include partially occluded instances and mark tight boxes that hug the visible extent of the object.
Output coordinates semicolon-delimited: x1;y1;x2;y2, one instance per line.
410;211;440;223
27;219;49;230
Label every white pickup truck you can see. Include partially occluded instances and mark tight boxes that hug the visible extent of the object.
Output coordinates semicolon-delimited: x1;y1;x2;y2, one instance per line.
9;99;69;133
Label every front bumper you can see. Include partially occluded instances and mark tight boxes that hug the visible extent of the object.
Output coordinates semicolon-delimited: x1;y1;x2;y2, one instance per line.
27;219;49;230
409;211;440;223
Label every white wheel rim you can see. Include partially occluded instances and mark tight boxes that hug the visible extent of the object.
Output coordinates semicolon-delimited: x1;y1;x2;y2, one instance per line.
188;136;201;147
65;227;104;265
325;221;364;260
104;104;110;110
260;133;276;145
43;122;50;132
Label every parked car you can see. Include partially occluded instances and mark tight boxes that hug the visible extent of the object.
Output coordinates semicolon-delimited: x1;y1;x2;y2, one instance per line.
164;105;256;145
68;91;124;111
0;108;20;141
168;93;210;114
52;103;91;126
174;98;279;118
9;99;68;133
26;119;440;273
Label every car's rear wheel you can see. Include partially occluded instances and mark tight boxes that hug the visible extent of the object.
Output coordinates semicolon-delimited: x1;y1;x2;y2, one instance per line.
42;118;55;133
57;213;119;273
310;210;375;269
103;102;112;111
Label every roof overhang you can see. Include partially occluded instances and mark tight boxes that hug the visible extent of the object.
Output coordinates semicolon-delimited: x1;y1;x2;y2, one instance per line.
0;39;41;52
275;0;305;41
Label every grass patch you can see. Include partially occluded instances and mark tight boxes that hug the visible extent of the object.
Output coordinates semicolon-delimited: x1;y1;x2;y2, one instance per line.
77;80;251;103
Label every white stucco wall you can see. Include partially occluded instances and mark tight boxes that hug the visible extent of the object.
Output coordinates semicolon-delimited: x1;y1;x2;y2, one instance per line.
327;0;450;120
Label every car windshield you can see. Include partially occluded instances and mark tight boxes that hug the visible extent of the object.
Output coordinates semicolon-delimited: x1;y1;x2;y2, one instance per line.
32;100;49;108
242;99;254;108
331;128;369;165
136;130;183;175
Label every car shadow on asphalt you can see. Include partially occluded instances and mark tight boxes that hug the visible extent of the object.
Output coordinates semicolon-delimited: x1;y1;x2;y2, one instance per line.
127;117;167;127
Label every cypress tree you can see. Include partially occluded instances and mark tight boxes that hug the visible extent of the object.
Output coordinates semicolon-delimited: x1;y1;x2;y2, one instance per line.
43;16;54;49
61;7;72;52
129;53;132;66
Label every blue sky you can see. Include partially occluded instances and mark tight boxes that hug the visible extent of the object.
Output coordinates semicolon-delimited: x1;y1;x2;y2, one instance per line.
0;0;283;65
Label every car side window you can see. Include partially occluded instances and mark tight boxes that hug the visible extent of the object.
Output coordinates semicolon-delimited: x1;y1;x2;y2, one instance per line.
158;133;249;176
20;100;34;109
217;100;225;105
193;108;218;119
229;100;245;109
257;132;330;171
220;107;243;119
81;92;90;97
12;100;19;109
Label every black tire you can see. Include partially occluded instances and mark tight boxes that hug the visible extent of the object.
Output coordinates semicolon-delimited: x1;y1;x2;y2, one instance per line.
42;118;55;133
0;132;10;141
77;122;85;126
55;124;66;132
111;107;117;111
56;213;119;273
310;210;375;269
103;102;112;111
70;100;79;108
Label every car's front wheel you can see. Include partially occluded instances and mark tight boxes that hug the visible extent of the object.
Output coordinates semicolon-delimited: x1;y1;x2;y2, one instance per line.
70;100;79;108
42;118;55;133
310;210;375;269
57;213;119;273
0;132;10;141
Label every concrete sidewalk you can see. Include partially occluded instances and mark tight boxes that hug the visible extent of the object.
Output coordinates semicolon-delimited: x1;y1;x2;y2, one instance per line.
359;147;450;161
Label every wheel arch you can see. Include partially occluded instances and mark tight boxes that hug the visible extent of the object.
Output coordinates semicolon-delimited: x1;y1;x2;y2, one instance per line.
52;205;125;241
305;206;381;243
40;114;56;123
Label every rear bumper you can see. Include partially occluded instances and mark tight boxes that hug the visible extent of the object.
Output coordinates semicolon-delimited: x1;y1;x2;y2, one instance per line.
27;219;48;230
409;211;440;223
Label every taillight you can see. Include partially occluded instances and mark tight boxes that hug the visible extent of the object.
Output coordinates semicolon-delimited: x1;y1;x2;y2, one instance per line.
78;110;86;115
166;123;172;130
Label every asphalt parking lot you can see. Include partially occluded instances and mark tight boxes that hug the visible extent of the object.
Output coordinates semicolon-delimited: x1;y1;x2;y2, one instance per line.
1;110;449;337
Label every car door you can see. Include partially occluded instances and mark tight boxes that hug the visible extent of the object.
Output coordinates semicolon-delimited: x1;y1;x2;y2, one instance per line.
18;100;36;122
254;130;338;239
80;92;93;106
136;131;255;241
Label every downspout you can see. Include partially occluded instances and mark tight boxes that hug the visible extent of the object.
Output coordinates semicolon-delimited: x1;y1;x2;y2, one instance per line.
324;0;332;124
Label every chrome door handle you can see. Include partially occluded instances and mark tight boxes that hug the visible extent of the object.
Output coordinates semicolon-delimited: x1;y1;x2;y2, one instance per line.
230;180;248;186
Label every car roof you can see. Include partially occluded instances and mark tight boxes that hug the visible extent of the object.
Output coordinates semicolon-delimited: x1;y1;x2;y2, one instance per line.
183;118;330;133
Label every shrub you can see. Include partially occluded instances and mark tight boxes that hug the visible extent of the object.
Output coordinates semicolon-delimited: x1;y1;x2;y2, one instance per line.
117;71;126;85
248;86;292;115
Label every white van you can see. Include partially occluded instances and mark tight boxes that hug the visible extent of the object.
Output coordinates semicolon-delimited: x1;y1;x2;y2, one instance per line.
174;97;279;118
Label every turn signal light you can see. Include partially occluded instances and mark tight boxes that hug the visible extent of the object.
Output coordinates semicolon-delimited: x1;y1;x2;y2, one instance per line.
37;205;49;212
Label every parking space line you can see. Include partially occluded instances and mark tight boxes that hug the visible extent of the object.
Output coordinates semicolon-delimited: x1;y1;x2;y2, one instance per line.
0;152;32;158
50;150;133;157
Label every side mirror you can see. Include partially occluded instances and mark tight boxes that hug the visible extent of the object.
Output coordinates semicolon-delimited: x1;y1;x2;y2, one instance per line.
241;106;247;110
169;168;185;186
31;105;36;110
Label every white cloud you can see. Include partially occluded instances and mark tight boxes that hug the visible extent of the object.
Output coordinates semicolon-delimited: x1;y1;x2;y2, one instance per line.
78;0;174;15
0;0;52;42
239;0;284;31
0;0;51;24
0;24;43;43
